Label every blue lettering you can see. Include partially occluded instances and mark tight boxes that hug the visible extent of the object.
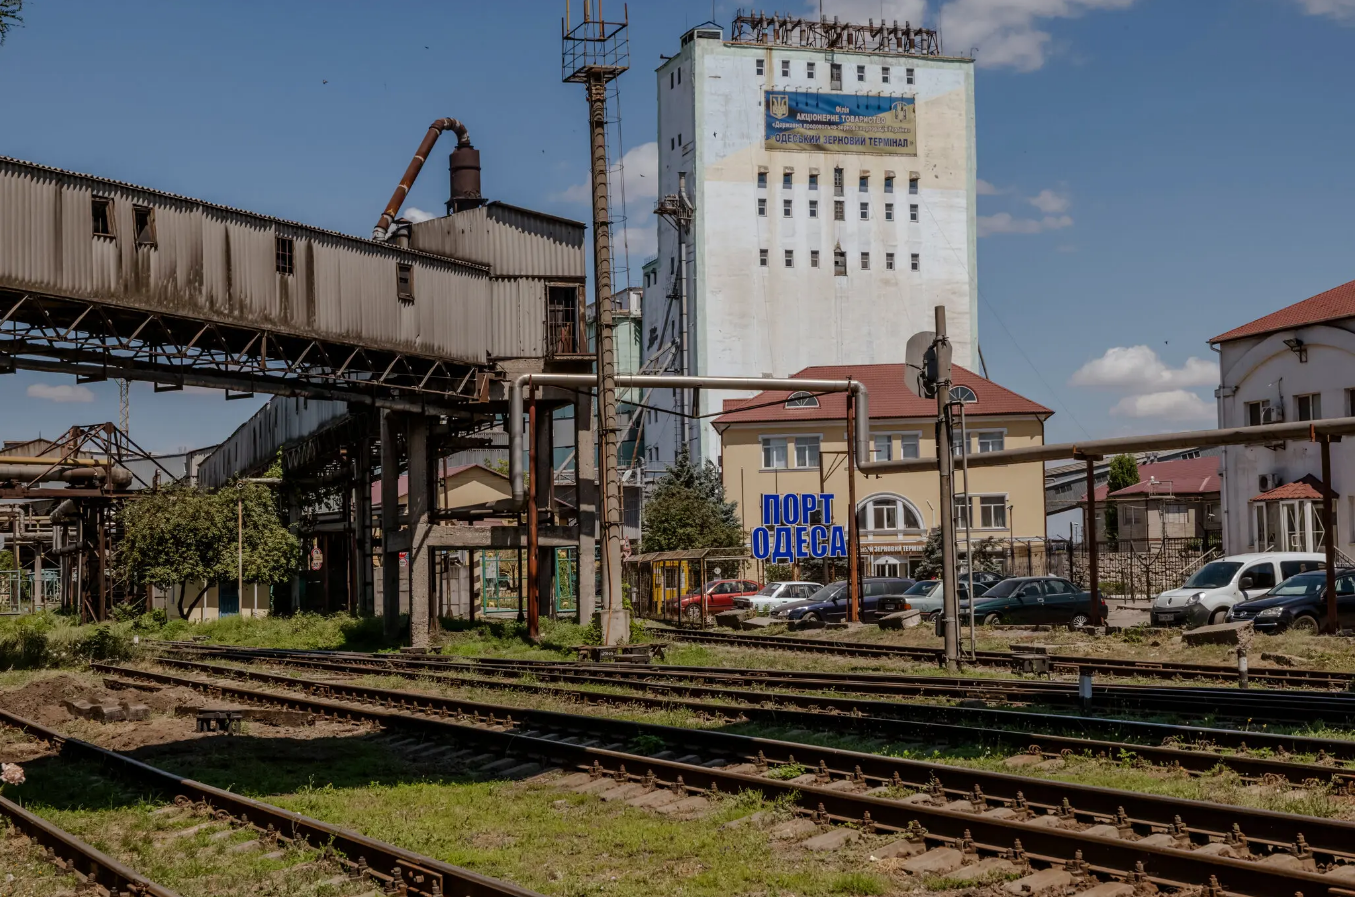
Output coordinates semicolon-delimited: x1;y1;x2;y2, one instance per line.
828;526;848;558
772;527;795;563
794;526;809;559
810;525;829;559
781;493;800;525
800;493;818;523
752;527;770;560
820;494;834;526
762;494;780;526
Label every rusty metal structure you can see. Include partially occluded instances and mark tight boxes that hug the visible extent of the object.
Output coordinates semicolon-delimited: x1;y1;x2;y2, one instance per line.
372;117;481;239
729;9;943;56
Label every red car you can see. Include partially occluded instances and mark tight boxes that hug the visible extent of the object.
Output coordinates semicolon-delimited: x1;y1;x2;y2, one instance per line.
667;579;762;624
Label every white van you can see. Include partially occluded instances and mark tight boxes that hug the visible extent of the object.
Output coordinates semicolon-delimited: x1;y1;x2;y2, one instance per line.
1151;552;1327;627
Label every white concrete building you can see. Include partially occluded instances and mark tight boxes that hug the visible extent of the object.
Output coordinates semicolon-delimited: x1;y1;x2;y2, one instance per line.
1213;278;1355;556
641;18;977;469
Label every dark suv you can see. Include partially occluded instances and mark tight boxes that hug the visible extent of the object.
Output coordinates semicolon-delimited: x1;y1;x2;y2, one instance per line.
769;577;915;623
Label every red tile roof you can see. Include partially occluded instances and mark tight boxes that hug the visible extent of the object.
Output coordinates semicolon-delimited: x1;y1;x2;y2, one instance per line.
1212;278;1355;343
713;364;1052;426
1100;456;1221;500
1251;473;1337;502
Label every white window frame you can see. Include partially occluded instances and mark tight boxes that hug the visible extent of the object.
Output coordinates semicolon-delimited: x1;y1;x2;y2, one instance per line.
1245;399;1270;427
859;493;925;534
806;61;816;79
860;252;870;270
884;202;894;221
976;430;1006;453
760;434;822;471
906;67;915;85
759;249;768;267
756;58;764;76
757;197;767;216
795;435;821;469
808;199;819;218
871;434;892;462
910;253;920;271
761;436;789;470
859;201;870;220
953;494;971;529
810;250;820;268
784;249;794;268
781;59;790;78
897;432;921;459
881;65;891;83
885;252;895;270
1296;392;1322;422
782;198;793;217
909;203;919;222
856;64;866;81
977;495;1009;530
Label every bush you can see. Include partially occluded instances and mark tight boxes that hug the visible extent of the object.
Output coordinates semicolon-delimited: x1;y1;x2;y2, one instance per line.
0;613;138;669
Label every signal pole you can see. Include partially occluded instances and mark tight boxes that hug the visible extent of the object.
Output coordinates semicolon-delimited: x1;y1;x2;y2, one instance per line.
563;2;630;644
933;306;960;671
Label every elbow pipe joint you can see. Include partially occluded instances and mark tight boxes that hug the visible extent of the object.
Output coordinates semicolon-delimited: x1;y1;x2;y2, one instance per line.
373;118;473;240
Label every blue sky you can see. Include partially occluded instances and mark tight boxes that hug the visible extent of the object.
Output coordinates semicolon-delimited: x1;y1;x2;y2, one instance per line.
2;0;1353;453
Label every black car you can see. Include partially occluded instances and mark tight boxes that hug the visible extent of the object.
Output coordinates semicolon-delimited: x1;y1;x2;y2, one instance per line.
959;576;1107;627
769;577;915;623
1227;569;1355;632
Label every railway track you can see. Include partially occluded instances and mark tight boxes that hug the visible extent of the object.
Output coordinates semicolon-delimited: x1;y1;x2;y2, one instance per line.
0;706;544;897
145;649;1355;788
667;628;1355;689
95;658;1355;897
0;789;184;897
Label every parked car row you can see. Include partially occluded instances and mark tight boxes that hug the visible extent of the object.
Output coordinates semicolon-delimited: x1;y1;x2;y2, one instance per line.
1150;552;1327;627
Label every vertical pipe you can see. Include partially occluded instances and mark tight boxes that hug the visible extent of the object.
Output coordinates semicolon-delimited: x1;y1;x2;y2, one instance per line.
407;415;431;647
1322;436;1338;634
575;388;598;624
846;386;860;623
1086;457;1101;627
961;403;975;657
380;411;402;641
935;307;959;671
677;172;690;456
527;386;540;641
586;71;629;645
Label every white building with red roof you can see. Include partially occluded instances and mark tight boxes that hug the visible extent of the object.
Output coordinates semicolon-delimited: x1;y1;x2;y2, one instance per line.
713;363;1051;577
1212;278;1355;554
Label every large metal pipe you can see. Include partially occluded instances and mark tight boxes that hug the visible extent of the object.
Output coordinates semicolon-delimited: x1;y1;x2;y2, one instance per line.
373;118;473;240
0;463;131;487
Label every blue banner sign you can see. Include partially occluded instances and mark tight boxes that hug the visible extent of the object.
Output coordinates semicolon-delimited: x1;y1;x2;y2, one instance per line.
751;492;848;561
765;91;917;155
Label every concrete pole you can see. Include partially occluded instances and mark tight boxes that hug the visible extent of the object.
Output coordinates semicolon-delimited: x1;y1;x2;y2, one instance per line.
1086;458;1102;627
380;411;402;641
935;306;959;672
355;433;374;616
586;71;629;645
575;388;598;623
527;388;540;640
406;415;432;648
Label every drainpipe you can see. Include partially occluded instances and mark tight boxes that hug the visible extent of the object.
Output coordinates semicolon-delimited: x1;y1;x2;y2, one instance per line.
373;118;472;240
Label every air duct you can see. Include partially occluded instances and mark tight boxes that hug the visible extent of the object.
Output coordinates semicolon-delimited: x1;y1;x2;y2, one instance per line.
373;118;478;240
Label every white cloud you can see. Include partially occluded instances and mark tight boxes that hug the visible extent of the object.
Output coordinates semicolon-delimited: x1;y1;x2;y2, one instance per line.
402;207;437;223
1292;0;1355;22
1111;390;1215;422
27;383;95;403
940;0;1137;71
976;178;1003;195
978;211;1073;236
1070;346;1218;390
1027;188;1070;214
613;223;658;262
556;141;658;207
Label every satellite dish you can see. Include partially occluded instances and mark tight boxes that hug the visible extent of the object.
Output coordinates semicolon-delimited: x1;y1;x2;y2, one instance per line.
904;330;937;398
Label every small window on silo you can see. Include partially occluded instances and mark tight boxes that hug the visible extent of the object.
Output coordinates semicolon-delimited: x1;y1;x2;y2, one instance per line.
133;207;156;246
91;197;114;237
397;263;414;301
275;236;295;275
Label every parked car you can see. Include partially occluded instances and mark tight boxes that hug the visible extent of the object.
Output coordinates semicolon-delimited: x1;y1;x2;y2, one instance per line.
959;571;1007;587
876;579;991;621
768;577;916;623
959;576;1107;627
1223;569;1355;633
666;579;761;623
735;581;821;614
1150;553;1326;628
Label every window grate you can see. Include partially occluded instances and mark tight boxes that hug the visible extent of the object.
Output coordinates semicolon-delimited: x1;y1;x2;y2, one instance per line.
275;236;295;275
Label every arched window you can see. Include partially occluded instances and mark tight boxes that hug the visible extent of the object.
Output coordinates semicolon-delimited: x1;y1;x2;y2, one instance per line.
857;494;924;533
785;391;820;408
951;385;977;403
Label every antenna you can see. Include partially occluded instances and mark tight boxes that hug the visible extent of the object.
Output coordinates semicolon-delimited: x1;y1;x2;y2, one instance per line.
903;330;938;398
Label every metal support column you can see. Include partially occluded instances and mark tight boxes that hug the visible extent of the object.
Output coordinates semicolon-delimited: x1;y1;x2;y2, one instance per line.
527;387;540;641
846;385;860;623
380;411;402;641
575;388;598;624
1085;457;1102;627
534;389;555;625
934;307;959;671
1322;435;1338;633
406;415;432;648
355;433;374;616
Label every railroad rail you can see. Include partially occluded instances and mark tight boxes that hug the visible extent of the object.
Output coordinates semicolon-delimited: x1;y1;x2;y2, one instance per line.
0;706;545;897
0;791;184;897
144;649;1355;786
98;659;1355;886
154;640;1355;727
665;629;1355;689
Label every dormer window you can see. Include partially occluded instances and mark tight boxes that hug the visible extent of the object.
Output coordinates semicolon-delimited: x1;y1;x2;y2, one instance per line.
785;391;820;409
951;385;977;403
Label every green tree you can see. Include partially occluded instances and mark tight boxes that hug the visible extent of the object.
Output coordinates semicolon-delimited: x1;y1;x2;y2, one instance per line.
1104;454;1140;542
640;449;744;553
914;527;945;580
118;482;298;619
0;549;15;571
0;0;22;46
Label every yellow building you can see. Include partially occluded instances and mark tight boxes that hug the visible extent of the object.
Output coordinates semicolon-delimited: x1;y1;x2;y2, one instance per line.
714;364;1052;578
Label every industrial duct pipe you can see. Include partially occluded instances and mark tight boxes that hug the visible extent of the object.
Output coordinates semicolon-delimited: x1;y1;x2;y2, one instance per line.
372;118;477;240
0;462;132;488
48;499;78;524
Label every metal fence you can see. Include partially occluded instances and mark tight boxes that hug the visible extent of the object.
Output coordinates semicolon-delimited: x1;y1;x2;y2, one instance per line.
0;570;60;614
1043;536;1224;600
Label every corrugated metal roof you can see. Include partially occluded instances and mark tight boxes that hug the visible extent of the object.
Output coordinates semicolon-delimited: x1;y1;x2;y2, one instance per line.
714;363;1052;425
1212;278;1355;343
197;396;349;488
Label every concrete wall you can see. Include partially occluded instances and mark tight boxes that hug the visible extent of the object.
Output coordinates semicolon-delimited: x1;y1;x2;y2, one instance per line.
719;415;1044;575
1217;321;1355;553
646;36;976;467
